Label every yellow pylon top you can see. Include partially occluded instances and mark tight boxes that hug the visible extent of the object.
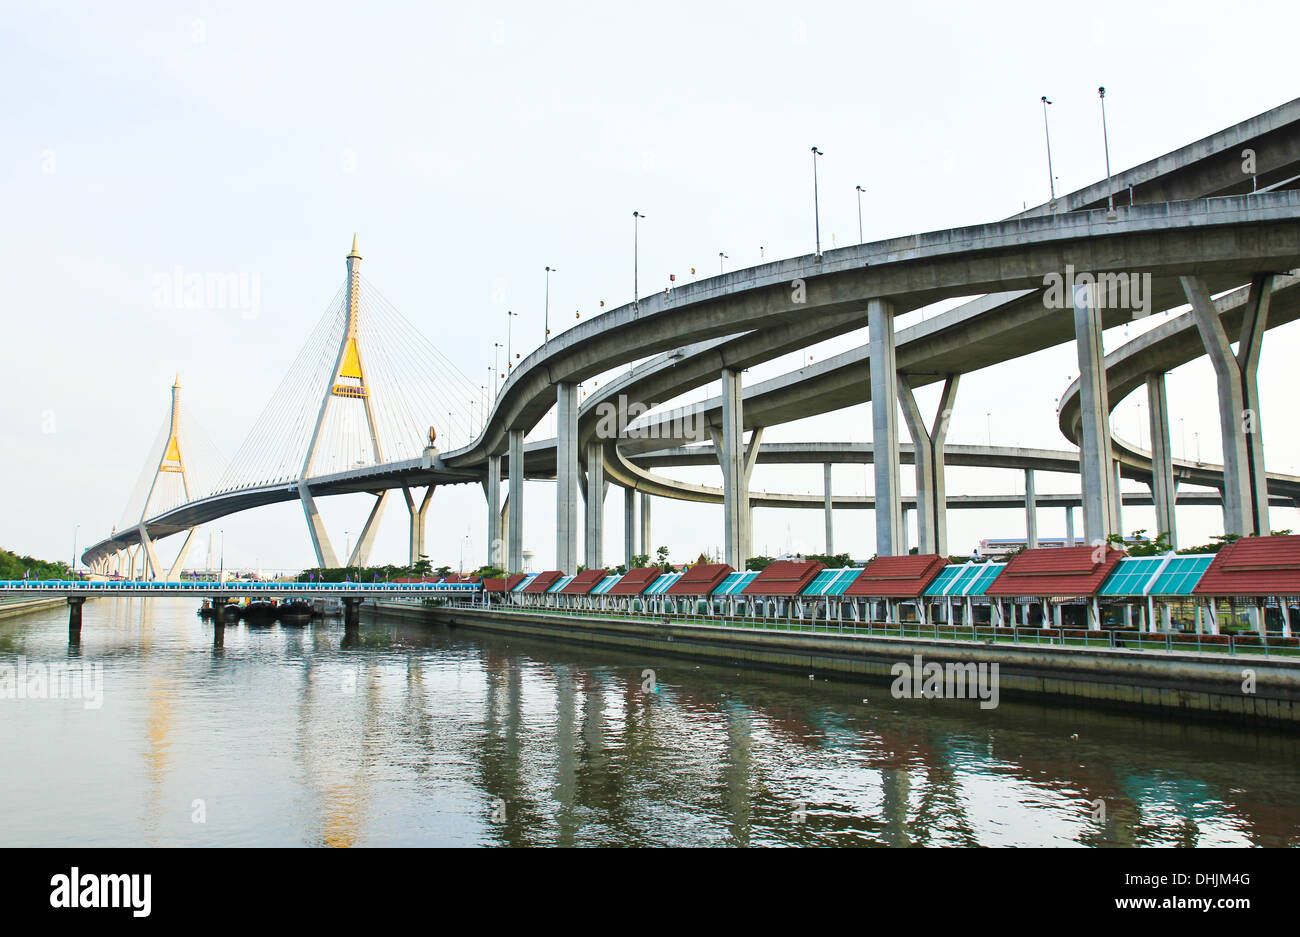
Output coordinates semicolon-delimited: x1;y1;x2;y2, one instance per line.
348;233;361;259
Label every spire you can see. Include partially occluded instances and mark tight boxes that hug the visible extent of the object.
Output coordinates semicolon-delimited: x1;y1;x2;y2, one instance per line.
348;233;362;260
173;372;180;388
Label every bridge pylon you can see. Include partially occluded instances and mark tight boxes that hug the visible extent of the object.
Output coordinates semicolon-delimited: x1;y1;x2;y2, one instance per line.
297;235;391;570
135;375;199;579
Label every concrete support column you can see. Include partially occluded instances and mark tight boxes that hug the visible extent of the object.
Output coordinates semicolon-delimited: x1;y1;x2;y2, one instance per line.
1024;470;1038;550
718;368;746;569
348;491;390;568
298;483;340;569
1065;506;1075;547
556;382;579;575
1181;275;1273;536
1113;460;1125;539
584;440;605;569
485;455;502;567
508;429;525;573
823;463;834;555
897;374;959;555
1146;372;1178;548
1072;282;1119;544
68;596;84;638
640;492;651;558
869;299;902;555
624;487;637;567
166;528;198;579
403;486;435;567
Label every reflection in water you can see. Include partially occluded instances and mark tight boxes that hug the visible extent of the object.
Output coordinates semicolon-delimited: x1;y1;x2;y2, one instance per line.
0;598;1297;847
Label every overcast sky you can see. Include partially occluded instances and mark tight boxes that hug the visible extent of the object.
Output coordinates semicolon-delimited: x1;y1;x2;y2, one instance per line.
4;1;1299;574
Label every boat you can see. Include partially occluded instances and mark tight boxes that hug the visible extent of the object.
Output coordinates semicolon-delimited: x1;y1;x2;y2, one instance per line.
278;599;316;624
241;599;278;623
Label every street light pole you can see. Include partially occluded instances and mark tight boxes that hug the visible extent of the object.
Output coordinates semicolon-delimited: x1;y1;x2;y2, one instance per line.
1099;86;1115;218
1040;96;1056;206
544;266;556;344
70;525;79;577
855;185;865;243
633;212;646;307
506;310;518;372
492;344;501;395
811;147;824;260
719;252;728;274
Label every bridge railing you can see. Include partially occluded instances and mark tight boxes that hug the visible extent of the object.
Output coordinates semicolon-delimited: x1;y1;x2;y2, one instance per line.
0;580;482;595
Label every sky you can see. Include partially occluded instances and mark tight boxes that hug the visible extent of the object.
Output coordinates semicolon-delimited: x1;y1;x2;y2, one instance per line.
3;0;1299;574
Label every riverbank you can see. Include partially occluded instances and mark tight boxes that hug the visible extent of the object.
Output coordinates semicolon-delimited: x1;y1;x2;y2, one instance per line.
373;601;1300;727
0;596;71;621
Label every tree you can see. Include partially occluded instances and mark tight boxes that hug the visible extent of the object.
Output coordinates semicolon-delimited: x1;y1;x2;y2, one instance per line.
656;545;671;570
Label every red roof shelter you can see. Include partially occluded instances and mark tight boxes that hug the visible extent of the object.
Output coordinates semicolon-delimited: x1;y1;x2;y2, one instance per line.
522;570;564;594
606;567;662;595
845;554;948;597
505;573;527;592
481;577;508;593
665;563;733;595
560;569;607;595
1194;535;1300;596
984;546;1124;597
742;560;824;595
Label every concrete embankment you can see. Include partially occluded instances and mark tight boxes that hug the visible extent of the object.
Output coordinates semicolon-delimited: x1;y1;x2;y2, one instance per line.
0;597;72;621
373;602;1300;727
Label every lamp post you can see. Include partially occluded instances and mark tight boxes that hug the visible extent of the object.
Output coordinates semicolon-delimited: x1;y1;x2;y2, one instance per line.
633;211;646;307
491;344;501;395
719;252;728;274
1099;86;1115;218
1040;96;1056;206
855;185;865;243
811;147;824;260
506;310;518;372
544;266;556;344
70;525;79;578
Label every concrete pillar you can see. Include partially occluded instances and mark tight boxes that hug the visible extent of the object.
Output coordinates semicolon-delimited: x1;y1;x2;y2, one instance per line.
1072;281;1119;545
869;298;902;555
897;374;959;555
639;492;651;558
348;491;389;568
508;429;525;572
485;455;502;567
719;368;746;569
556;382;579;575
68;596;84;638
623;487;637;568
1146;373;1178;548
343;596;362;628
403;486;435;566
584;440;605;569
1064;506;1075;547
901;507;910;554
1113;460;1124;539
823;463;834;555
1181;275;1272;536
1024;469;1038;550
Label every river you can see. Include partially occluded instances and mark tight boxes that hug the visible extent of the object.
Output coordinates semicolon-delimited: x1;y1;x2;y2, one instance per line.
0;598;1296;847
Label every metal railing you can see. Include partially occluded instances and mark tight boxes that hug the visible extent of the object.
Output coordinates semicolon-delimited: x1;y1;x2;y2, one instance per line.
0;579;481;596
